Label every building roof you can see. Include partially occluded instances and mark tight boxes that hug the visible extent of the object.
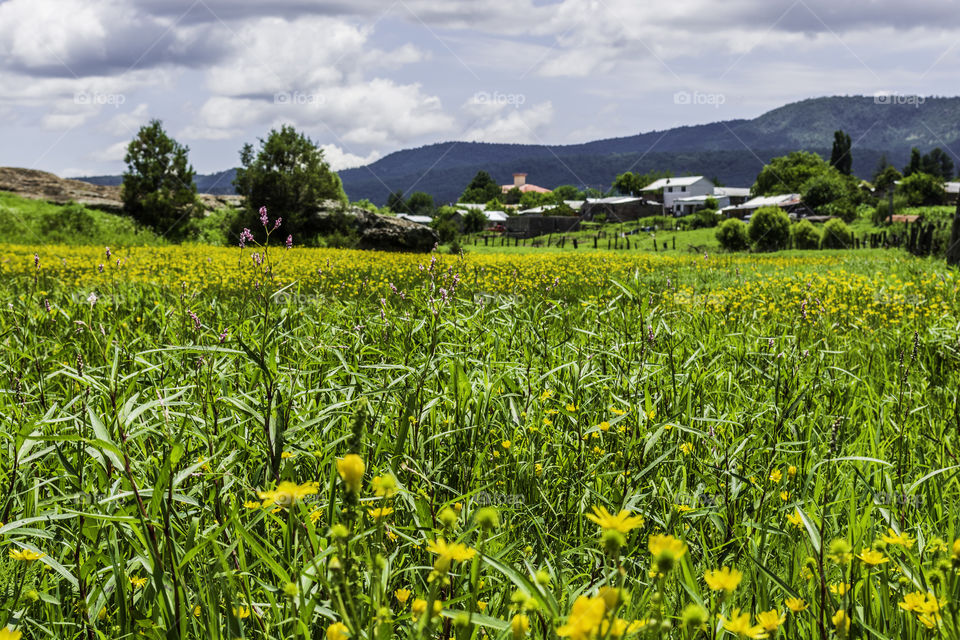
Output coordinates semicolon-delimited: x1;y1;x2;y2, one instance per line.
395;213;433;225
484;210;508;222
714;187;751;197
945;182;960;194
457;203;486;211
721;193;801;213
502;183;552;194
673;195;727;204
585;196;644;205
641;176;710;191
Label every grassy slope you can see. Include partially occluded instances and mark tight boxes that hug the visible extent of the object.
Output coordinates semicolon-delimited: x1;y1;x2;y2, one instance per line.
0;191;164;246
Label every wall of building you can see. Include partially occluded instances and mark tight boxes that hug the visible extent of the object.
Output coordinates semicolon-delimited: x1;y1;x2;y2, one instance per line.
504;215;581;238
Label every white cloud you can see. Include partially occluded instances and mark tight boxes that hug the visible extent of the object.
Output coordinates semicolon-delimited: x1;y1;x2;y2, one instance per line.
463;101;555;144
320;144;380;170
87;141;129;163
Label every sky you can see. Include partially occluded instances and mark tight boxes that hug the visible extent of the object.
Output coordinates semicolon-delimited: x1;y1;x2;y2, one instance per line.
1;0;959;178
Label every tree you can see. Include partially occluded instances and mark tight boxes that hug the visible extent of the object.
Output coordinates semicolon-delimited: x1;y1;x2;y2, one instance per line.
903;148;923;177
121;119;199;239
925;148;954;180
462;208;487;234
748;206;791;252
405;192;435;216
502;186;523;205
459;171;502;204
874;165;902;193
612;172;644;196
234;125;346;241
897;172;945;206
386;191;408;214
552;185;584;201
830;129;852;176
753;151;832;196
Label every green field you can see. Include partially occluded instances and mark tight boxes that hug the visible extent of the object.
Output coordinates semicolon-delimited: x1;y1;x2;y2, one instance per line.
1;241;959;640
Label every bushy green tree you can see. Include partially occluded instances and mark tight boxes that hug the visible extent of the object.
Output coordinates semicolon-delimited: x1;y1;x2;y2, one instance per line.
386;191;408;214
234;125;346;241
462;208;488;233
753;151;831;196
716;218;750;251
791;219;821;249
897;172;945;206
748;206;791;252
460;171;502;204
873;165;902;193
405;191;435;216
551;185;585;201
502;186;523;205
821;218;853;249
121;119;199;240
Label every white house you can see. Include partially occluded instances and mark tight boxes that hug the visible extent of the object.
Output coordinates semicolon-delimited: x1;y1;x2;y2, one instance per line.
671;186;753;216
641;176;715;214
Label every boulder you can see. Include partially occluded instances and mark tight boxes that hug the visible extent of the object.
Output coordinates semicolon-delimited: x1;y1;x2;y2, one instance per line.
316;202;438;253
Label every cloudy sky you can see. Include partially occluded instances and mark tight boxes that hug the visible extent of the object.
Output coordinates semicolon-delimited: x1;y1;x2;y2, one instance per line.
1;0;958;178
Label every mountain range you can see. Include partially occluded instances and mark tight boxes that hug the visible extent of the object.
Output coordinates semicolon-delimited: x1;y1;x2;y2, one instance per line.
78;96;960;205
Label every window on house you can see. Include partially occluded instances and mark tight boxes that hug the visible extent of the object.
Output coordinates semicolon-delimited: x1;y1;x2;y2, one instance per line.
667;187;673;192
681;186;686;192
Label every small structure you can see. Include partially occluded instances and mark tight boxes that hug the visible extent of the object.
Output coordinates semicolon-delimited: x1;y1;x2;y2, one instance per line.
641;176;715;214
395;213;433;225
721;193;809;219
580;196;659;222
502;173;551;194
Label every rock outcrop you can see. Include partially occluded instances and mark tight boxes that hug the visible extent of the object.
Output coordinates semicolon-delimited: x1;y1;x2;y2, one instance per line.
0;167;243;213
316;202;438;253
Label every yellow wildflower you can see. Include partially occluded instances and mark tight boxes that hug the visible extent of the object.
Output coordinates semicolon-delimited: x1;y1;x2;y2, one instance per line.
585;506;645;533
704;566;742;593
336;454;365;493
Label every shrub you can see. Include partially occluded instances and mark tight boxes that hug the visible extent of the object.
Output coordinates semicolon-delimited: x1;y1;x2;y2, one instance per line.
874;194;908;224
748;206;791;252
821;219;853;249
716;218;750;251
791;219;820;249
39;201;97;239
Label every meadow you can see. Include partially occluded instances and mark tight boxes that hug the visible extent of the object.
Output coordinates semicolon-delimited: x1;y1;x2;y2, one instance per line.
1;236;959;639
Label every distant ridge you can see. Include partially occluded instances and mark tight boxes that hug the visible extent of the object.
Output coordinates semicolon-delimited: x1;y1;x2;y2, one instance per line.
75;96;960;205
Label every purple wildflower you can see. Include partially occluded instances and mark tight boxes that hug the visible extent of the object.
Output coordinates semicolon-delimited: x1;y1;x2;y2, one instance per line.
239;228;254;248
105;246;111;259
259;206;269;227
33;253;39;269
98;264;104;273
187;310;201;331
273;217;282;230
252;252;263;267
285;234;293;249
219;329;229;343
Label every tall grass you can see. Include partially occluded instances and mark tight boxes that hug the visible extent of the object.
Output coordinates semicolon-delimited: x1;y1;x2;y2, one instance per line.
0;237;959;639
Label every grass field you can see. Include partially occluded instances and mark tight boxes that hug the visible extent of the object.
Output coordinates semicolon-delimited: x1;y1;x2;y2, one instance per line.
1;238;959;639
